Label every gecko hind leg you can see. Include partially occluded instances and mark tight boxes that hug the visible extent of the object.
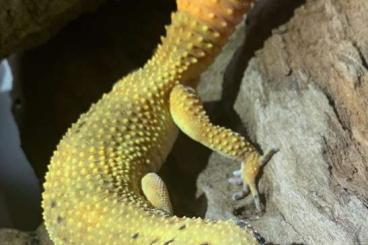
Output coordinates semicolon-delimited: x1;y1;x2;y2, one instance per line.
169;84;266;212
141;172;173;215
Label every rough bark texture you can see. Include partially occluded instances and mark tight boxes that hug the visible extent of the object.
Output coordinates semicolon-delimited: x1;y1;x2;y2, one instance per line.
198;0;368;244
1;0;368;244
0;0;105;59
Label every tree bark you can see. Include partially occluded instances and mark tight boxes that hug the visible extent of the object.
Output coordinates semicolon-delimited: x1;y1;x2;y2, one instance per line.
198;0;368;244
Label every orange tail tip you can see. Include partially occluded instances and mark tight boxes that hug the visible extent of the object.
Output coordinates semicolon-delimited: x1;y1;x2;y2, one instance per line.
177;0;253;34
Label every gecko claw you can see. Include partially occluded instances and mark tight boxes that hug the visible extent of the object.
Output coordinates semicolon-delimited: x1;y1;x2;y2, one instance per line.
253;194;264;213
232;191;247;201
260;148;279;166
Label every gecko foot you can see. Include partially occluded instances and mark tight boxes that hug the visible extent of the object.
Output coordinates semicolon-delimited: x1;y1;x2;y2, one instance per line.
230;149;278;212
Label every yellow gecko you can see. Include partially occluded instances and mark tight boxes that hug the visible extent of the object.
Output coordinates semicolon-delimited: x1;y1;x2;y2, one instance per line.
42;0;270;244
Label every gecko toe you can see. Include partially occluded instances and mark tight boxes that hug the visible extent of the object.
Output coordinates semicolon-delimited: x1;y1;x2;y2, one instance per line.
232;191;246;201
228;176;243;185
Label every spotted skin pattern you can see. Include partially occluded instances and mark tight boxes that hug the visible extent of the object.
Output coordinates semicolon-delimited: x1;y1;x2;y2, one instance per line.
42;0;265;244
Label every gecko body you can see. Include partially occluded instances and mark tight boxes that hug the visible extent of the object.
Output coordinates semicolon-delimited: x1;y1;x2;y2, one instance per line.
42;0;266;244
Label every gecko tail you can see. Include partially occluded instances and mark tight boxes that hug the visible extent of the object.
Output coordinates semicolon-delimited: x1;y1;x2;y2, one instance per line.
147;0;255;83
177;0;252;35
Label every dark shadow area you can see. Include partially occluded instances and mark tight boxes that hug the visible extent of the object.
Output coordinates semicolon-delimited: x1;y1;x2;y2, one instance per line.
160;134;211;217
12;0;174;182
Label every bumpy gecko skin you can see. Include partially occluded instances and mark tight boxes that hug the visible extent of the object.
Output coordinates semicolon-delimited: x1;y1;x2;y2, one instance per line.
42;0;265;244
